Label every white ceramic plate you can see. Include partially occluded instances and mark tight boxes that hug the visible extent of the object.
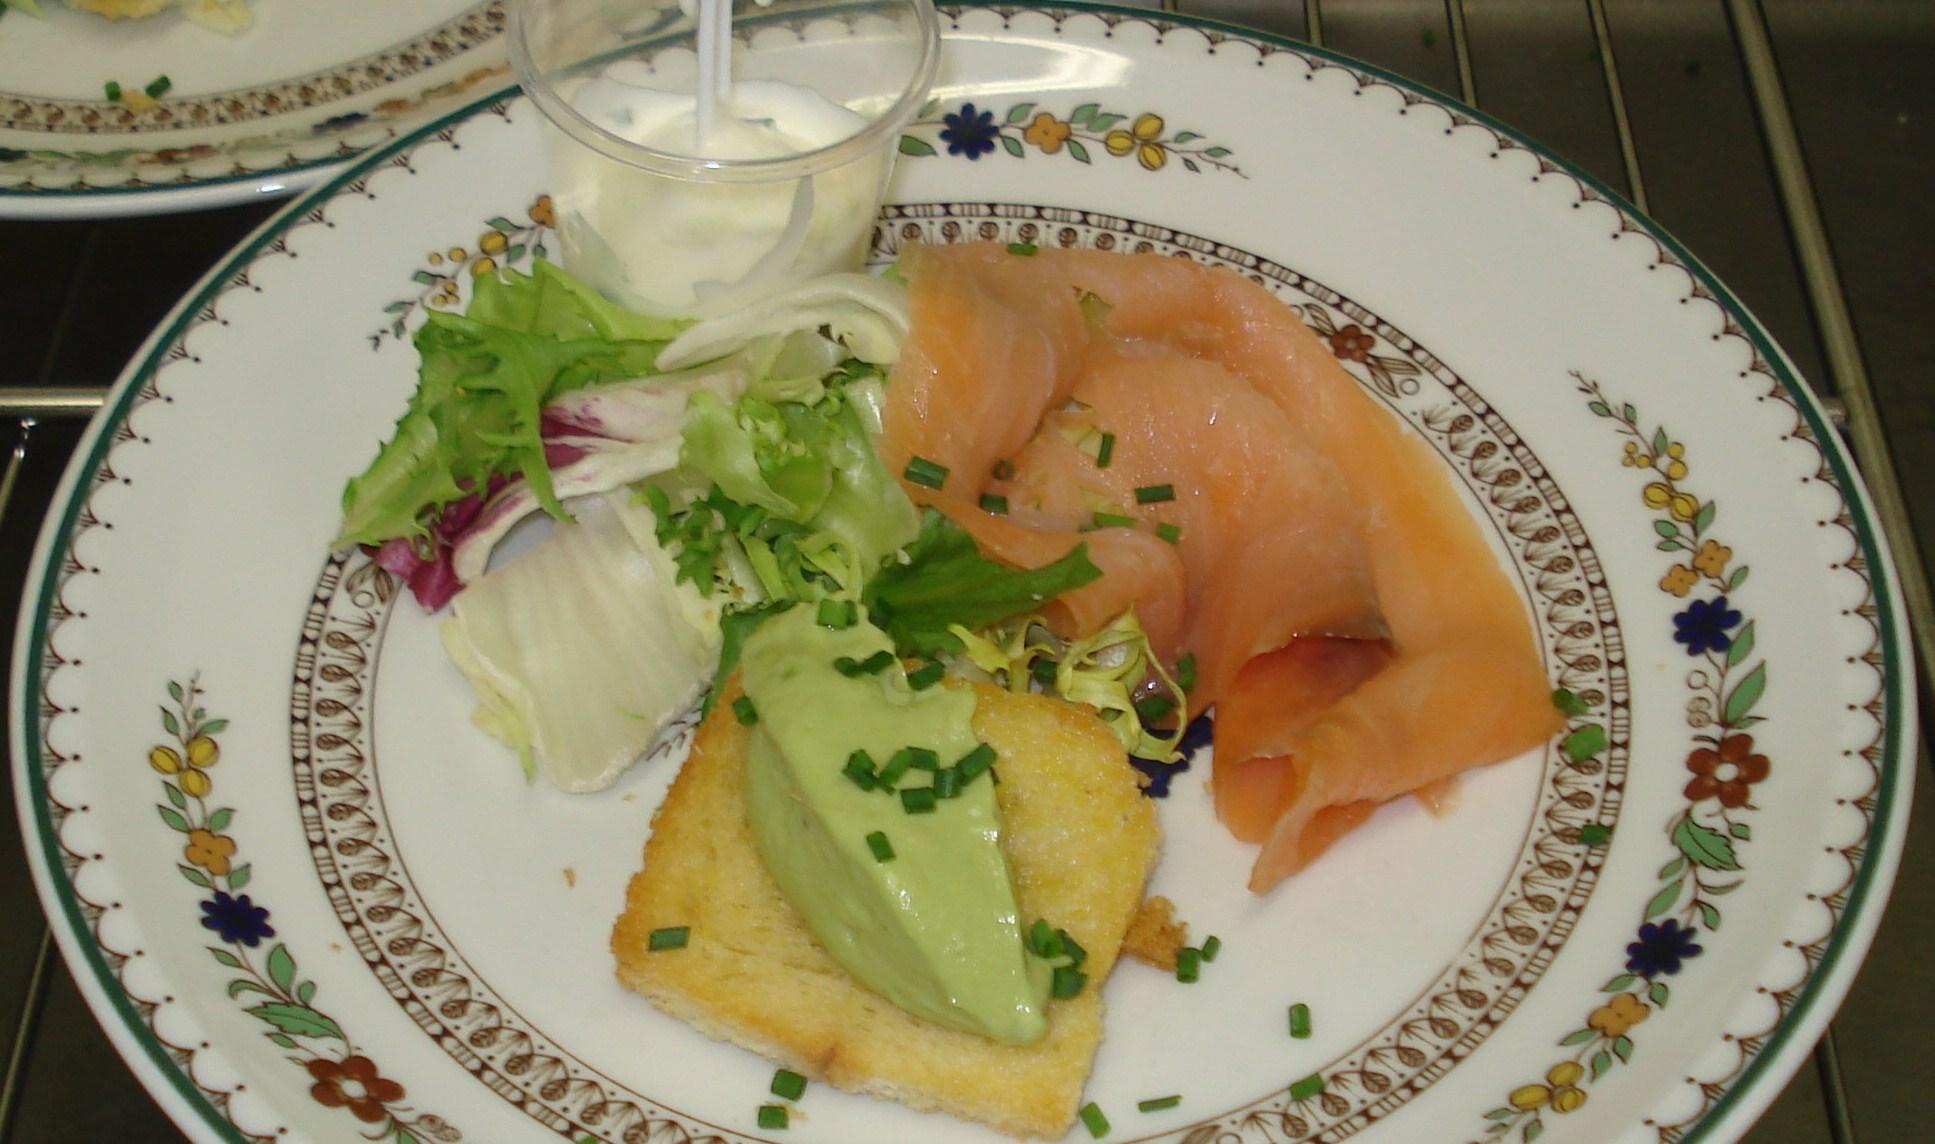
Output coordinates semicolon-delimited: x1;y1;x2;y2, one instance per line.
10;6;1913;1143
0;0;506;217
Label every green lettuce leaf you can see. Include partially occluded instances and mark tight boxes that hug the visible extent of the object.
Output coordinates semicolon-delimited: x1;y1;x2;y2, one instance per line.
334;260;684;548
468;259;684;343
863;512;1102;657
677;371;918;579
679;391;832;520
816;397;920;576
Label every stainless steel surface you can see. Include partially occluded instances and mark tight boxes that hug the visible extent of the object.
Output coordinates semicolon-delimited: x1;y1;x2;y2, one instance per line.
1729;0;1935;713
0;2;1925;1140
1587;0;1650;212
0;389;105;417
1446;0;1479;104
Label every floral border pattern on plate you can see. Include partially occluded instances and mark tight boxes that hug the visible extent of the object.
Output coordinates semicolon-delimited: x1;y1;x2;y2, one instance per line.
0;2;503;136
0;60;509;192
145;676;463;1144
898;98;1243;176
1472;380;1773;1142
291;200;1623;1143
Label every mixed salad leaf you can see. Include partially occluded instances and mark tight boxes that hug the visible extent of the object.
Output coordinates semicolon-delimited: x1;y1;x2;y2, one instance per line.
335;260;685;551
865;512;1101;658
338;257;1184;788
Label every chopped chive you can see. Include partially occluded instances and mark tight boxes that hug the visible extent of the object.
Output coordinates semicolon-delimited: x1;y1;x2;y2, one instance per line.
865;831;895;862
1080;1102;1110;1138
1133;694;1177;723
104;80;122;102
835;650;896;676
1578;823;1612;846
1176;653;1197;693
900;786;938;814
1563;723;1607;762
933;766;961;799
1288;1002;1312;1039
1090;511;1137;529
1550;687;1590;716
1029;657;1059;685
731;695;759;726
906;659;946;690
955;743;997;782
1155;521;1183;544
144;74;172;99
771;1069;807;1101
992;458;1016;480
979;492;1010;515
1007;241;1039;256
903;455;950;490
1095;432;1117;468
1134;483;1176;504
1201;935;1222;962
843;750;879;791
757;1104;789;1129
1058;929;1087;966
1137;1095;1182;1113
876;751;913;791
816;598;856;629
648;926;689;951
1051;965;1087;998
1029;919;1064;958
889;746;938;773
1289;1073;1325;1102
1176;947;1202;982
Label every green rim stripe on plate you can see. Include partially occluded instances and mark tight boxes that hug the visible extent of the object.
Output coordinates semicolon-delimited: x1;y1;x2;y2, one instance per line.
10;7;1911;1142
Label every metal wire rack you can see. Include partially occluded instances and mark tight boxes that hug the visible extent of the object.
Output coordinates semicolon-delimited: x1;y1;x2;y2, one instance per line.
0;2;1925;1139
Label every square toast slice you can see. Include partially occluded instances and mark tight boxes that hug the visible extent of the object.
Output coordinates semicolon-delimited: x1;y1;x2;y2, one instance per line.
612;680;1160;1138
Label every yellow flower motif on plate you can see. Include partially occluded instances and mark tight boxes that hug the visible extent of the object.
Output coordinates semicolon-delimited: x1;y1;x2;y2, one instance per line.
184;828;238;877
1588;992;1650;1037
1693;538;1731;578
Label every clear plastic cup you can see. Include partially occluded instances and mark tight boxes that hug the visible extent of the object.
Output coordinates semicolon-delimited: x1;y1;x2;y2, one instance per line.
511;0;941;318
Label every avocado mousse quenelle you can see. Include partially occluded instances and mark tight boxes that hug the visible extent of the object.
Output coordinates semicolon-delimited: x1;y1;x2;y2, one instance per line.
738;605;1059;1044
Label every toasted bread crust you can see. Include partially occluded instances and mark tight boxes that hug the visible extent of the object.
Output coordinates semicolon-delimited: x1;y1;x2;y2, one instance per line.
1122;895;1190;972
612;680;1159;1139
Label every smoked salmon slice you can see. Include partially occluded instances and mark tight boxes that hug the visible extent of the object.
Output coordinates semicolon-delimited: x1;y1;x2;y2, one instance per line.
881;242;1561;891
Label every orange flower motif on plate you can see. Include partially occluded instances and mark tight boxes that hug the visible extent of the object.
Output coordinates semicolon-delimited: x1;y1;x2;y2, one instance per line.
183;829;237;877
1022;112;1072;153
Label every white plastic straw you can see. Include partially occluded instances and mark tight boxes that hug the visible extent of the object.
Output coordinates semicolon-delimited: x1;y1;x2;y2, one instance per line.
694;0;733;144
